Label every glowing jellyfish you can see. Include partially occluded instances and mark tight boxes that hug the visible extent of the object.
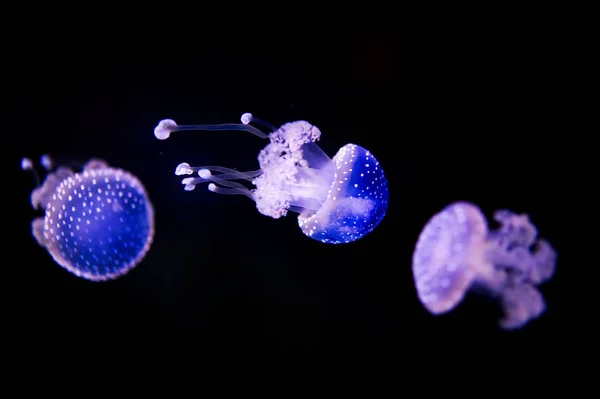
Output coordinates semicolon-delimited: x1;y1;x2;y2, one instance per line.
22;155;155;281
154;113;389;244
412;201;556;329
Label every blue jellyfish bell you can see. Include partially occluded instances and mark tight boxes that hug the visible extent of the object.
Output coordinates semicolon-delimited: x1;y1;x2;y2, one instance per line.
22;155;155;281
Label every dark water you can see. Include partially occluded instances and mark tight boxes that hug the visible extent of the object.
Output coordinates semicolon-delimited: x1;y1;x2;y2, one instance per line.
6;7;565;393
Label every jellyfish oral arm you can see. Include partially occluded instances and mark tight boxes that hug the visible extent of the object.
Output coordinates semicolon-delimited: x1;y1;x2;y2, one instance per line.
173;123;268;138
241;112;278;132
498;284;546;330
31;217;45;246
300;142;333;170
483;212;557;285
475;213;556;329
469;258;509;295
177;164;262;198
154;118;269;140
281;164;337;210
29;167;75;210
168;117;337;218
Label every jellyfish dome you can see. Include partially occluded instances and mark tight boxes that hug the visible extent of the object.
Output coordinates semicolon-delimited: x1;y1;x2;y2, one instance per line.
154;113;389;244
22;156;155;281
412;201;556;330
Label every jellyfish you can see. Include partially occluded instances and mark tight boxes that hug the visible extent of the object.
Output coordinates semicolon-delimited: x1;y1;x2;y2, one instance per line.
411;201;557;329
21;155;155;281
154;113;389;244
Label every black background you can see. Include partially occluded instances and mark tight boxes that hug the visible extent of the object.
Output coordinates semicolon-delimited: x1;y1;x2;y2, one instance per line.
7;7;565;393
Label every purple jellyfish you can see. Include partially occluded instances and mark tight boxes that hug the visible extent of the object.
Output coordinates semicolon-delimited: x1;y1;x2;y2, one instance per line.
154;113;389;244
412;201;556;329
22;155;155;281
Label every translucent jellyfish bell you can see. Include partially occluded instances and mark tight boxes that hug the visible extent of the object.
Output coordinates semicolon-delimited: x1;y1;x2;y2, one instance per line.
21;155;155;281
412;201;557;330
154;112;389;244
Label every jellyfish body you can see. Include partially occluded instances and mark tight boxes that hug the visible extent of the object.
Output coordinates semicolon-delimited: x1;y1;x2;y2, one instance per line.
412;201;556;329
155;113;389;244
22;156;155;281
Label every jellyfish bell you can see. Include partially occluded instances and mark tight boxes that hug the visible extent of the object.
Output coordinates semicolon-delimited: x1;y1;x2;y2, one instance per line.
411;201;489;314
295;142;389;244
21;155;155;281
154;113;389;244
412;201;557;329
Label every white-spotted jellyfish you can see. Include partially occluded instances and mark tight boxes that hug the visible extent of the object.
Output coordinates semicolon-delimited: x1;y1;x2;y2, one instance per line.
154;113;389;244
412;201;556;330
21;155;155;281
